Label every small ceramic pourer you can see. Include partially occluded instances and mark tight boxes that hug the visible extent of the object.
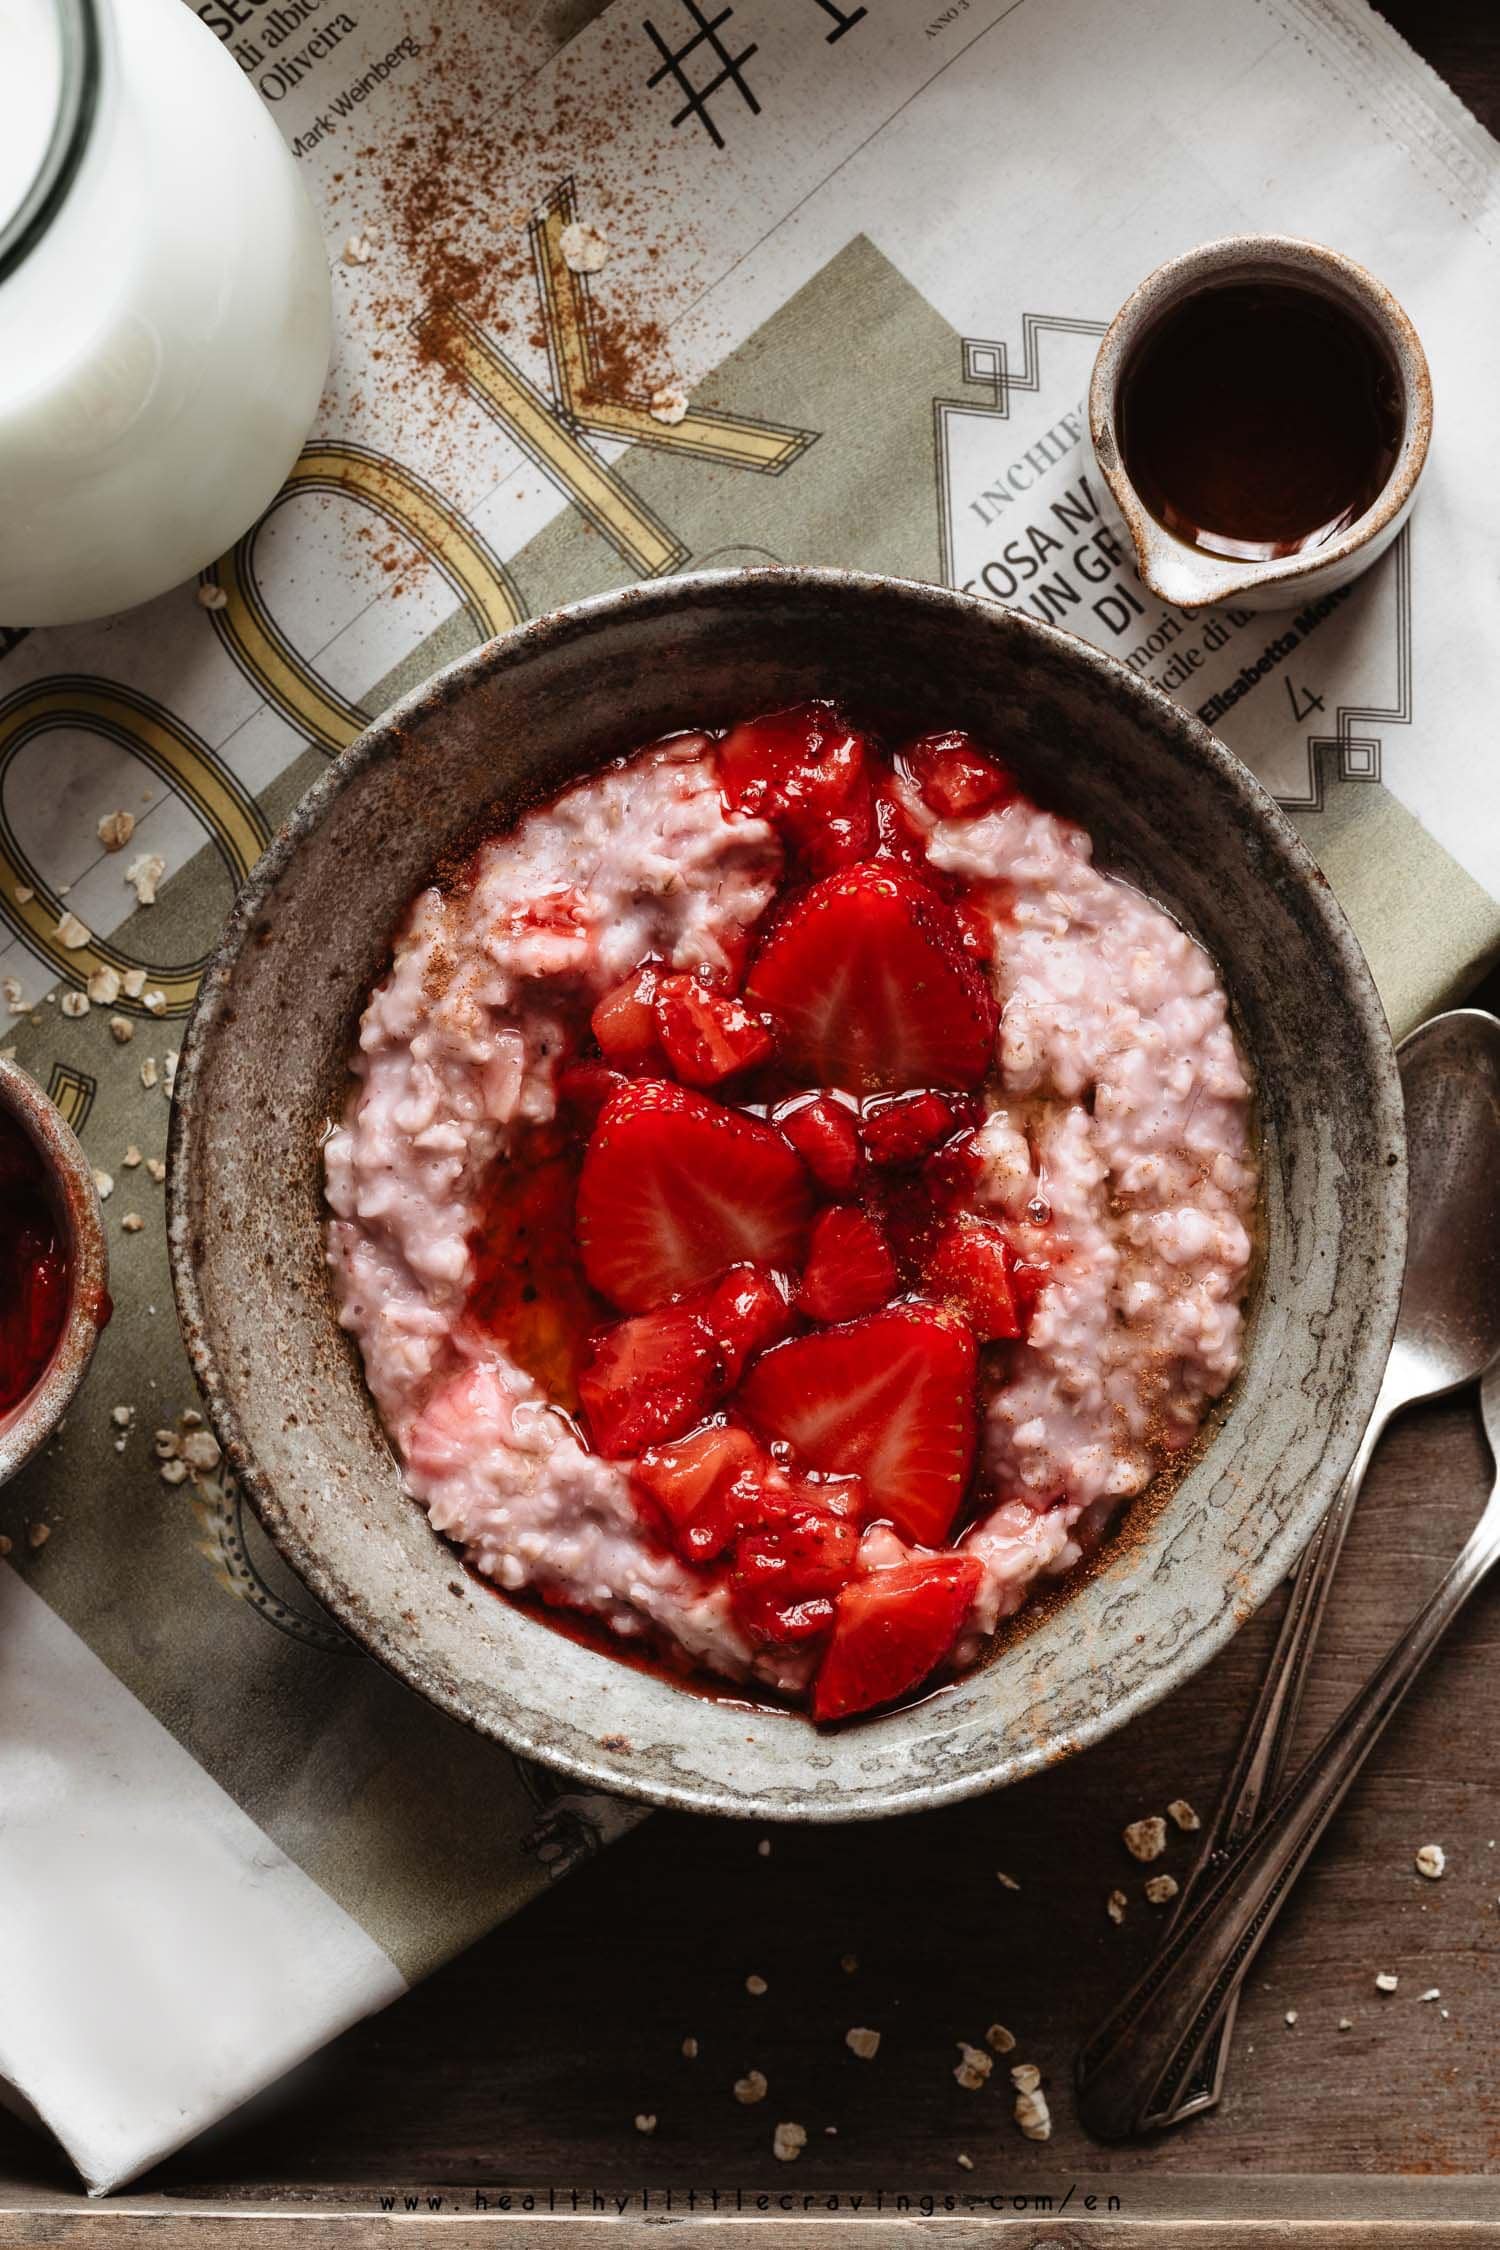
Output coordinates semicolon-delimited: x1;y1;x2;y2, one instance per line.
1089;235;1432;613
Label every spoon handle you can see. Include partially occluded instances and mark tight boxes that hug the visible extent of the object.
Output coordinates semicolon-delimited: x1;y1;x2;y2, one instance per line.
1140;1400;1393;2124
1075;1483;1500;2143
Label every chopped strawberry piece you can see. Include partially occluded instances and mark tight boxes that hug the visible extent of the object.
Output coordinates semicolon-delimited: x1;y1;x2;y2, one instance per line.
717;701;875;873
745;862;998;1094
903;730;1021;820
859;1090;976;1169
737;1301;978;1548
922;1125;982;1210
577;1301;721;1457
591;961;667;1072
731;1508;859;1645
577;1081;813;1314
555;1061;630;1128
744;1594;837;1647
925;1218;1047;1341
776;1094;862;1196
811;1553;985;1722
703;1262;796;1381
797;1206;896;1324
632;1421;771;1550
653;974;775;1087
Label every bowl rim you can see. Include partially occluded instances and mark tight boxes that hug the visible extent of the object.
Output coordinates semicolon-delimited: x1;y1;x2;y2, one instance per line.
0;1055;111;1483
167;566;1406;1817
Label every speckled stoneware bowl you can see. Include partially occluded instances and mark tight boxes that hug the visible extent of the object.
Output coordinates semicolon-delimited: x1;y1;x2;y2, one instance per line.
168;570;1405;1820
0;1058;111;1485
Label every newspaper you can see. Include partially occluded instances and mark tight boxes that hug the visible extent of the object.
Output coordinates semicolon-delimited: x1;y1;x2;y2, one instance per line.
2;0;1497;2193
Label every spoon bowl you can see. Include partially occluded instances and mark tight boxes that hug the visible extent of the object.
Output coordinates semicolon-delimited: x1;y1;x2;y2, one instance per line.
1389;1008;1500;1400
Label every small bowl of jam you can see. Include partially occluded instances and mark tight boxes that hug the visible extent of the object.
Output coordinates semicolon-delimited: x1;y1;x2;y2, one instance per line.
1089;235;1430;612
0;1058;111;1486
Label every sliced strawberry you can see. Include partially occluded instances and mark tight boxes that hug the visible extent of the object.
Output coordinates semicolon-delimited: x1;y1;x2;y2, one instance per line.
717;701;874;873
744;862;998;1095
737;1301;978;1547
577;1081;813;1314
653;974;775;1088
591;960;667;1072
555;1060;630;1129
797;1206;896;1324
902;730;1021;820
925;1218;1048;1342
577;1302;721;1458
776;1094;862;1196
730;1508;859;1646
811;1553;984;1722
859;1090;976;1169
703;1262;796;1381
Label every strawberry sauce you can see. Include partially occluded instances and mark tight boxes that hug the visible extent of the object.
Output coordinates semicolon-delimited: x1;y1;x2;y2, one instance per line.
0;1109;69;1419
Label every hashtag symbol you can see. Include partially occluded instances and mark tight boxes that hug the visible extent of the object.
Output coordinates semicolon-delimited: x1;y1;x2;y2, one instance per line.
643;2;761;150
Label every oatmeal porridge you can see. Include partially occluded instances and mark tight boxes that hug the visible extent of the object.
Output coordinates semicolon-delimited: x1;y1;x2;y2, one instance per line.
324;705;1257;1720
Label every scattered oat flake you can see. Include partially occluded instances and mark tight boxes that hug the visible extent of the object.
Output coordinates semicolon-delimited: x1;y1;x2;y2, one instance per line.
153;1430;179;1458
1415;1844;1446;1880
1014;2086;1051;2142
1145;1874;1179;1906
27;1522;49;1550
2;977;31;1015
1338;2017;1353;2031
55;911;91;949
1375;1972;1399;1993
1106;1888;1128;1925
756;1838;771;1857
120;1212;144;1233
13;884;33;904
121;968;146;999
146;991;168;1019
1123;1816;1168;1863
123;1146;141;1168
140;1058;159;1089
649;384;689;425
1009;2062;1041;2094
681;2037;698;2060
733;2070;767;2106
1419;1988;1441;2003
125;853;166;906
956;2153;974;2172
986;2023;1016;2055
633;2113;656;2136
146;1157;165;1183
159;1458;188;1486
1284;2010;1298;2026
109;1015;134;1044
953;2043;992;2091
745;1974;767;1996
180;1431;221;1472
92;1170;113;1201
342;232;377;265
1167;1799;1201;1831
995;1870;1021;1891
97;810;135;852
844;2027;880;2061
110;1405;133;1427
771;2122;806;2164
87;965;122;1006
60;990;88;1018
196;582;229;611
559;219;609;273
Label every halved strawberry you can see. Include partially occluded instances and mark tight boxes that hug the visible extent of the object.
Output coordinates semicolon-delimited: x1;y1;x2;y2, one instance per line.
730;1509;859;1646
811;1553;984;1722
576;1081;813;1314
555;1060;630;1129
577;1301;721;1458
717;701;874;873
591;960;666;1072
744;863;998;1094
925;1218;1047;1342
797;1206;896;1324
654;975;775;1087
776;1094;862;1196
859;1090;976;1169
902;730;1021;820
737;1301;978;1547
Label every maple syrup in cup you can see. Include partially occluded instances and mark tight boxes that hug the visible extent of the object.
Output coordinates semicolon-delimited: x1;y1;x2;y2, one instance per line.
1089;237;1431;612
0;0;332;627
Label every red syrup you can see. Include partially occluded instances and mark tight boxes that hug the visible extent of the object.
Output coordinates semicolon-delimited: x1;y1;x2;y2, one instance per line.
0;1110;70;1418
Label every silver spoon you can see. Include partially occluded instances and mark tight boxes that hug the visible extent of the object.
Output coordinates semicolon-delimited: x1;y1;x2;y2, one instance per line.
1077;1006;1500;2139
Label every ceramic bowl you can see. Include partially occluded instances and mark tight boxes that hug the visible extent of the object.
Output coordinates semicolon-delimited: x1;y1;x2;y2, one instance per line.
167;570;1405;1819
0;1057;111;1485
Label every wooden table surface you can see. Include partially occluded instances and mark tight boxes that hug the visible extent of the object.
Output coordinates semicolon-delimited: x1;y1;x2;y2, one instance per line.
5;6;1500;2238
